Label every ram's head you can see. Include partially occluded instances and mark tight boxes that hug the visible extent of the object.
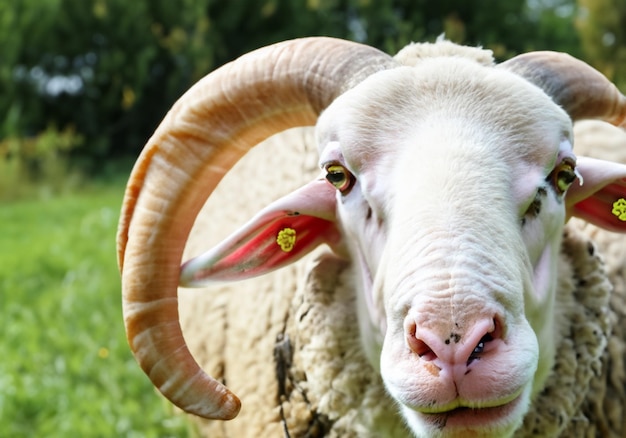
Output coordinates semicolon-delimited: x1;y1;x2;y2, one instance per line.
117;38;626;437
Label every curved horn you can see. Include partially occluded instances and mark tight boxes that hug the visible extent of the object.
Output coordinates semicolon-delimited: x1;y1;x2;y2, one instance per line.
116;37;397;420
499;51;626;127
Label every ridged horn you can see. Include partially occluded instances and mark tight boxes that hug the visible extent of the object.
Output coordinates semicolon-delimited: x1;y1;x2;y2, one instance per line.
499;51;626;127
116;37;397;420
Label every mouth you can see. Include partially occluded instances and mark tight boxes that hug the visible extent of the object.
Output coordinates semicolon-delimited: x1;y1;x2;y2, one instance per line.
416;393;524;431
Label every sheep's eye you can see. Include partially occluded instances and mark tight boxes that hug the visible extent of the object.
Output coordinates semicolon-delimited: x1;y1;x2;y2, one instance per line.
549;157;578;196
325;164;355;194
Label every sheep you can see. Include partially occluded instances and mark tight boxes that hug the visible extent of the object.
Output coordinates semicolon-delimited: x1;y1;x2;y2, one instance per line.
117;37;626;437
177;113;626;438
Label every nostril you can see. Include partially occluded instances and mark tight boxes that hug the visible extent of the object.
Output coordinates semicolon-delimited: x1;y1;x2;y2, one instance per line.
473;333;494;355
411;337;438;361
406;324;438;361
405;316;504;365
467;333;493;365
467;318;501;366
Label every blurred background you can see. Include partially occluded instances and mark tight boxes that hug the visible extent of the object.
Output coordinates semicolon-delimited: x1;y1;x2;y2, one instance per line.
1;0;624;436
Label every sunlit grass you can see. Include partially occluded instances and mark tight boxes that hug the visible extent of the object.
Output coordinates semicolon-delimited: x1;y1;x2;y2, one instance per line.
0;178;195;437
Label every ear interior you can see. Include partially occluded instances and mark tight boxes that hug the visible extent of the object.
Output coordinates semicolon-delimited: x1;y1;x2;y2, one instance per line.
567;156;626;233
180;179;342;286
569;179;626;233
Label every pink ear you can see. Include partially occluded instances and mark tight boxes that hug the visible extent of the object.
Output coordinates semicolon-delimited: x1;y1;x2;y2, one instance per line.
567;156;626;233
180;179;342;286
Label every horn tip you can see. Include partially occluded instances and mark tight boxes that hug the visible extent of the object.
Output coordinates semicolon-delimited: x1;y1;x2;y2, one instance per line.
219;394;242;420
188;391;241;420
183;385;241;421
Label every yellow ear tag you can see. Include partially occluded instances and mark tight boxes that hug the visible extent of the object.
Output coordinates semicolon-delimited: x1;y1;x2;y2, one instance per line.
276;228;297;252
612;198;626;221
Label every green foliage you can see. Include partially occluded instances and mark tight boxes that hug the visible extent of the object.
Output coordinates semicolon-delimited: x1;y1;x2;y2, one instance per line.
337;0;580;59
0;184;195;437
0;126;84;201
0;0;592;172
0;0;215;165
184;0;583;67
576;0;626;90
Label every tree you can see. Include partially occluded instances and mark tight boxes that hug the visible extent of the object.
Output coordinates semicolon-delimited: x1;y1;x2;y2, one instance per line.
0;0;216;165
576;0;626;90
0;0;586;171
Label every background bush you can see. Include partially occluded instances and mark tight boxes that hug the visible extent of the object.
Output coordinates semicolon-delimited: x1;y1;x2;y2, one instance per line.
0;126;83;201
2;0;624;178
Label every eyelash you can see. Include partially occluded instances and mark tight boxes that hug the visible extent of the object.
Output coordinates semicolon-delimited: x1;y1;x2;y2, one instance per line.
522;187;547;225
521;157;579;226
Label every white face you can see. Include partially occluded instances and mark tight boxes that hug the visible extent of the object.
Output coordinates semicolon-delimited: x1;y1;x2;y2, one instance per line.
316;60;577;437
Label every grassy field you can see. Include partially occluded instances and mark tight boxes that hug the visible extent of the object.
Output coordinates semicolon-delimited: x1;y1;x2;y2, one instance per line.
1;178;195;437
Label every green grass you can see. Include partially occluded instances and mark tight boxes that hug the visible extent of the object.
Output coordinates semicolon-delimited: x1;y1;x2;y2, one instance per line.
0;178;195;437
